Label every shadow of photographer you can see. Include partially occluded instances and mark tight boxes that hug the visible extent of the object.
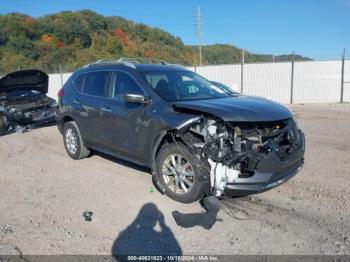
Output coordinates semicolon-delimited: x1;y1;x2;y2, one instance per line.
112;203;182;259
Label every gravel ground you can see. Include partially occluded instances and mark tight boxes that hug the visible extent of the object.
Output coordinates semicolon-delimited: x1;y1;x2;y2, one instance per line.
0;104;349;255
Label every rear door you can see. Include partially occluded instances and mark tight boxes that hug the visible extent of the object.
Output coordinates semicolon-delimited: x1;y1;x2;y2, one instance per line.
71;71;111;146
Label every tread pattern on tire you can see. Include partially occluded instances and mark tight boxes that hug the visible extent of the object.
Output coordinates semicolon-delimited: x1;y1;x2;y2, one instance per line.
63;121;90;159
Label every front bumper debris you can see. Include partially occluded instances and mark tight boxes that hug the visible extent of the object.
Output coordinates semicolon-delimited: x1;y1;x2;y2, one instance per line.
224;131;305;196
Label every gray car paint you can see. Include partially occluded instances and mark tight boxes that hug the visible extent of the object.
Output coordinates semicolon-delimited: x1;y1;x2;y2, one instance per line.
57;63;294;168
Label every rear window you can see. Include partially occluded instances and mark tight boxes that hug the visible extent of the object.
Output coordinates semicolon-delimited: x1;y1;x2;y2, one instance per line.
81;71;110;97
73;74;85;92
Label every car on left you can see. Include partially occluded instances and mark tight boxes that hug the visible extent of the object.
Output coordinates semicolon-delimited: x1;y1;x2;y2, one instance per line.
0;70;57;136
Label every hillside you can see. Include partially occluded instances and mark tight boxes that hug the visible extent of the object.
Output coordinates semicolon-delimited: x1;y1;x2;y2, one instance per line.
0;10;311;74
189;45;312;64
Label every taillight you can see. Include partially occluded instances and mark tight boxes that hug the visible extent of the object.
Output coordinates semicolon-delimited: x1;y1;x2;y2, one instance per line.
57;87;64;98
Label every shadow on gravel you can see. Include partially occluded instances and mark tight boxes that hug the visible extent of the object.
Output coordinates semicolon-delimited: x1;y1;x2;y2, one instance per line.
112;203;182;258
172;196;222;230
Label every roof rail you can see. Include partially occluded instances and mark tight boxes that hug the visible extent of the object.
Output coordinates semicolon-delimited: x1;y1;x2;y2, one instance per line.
168;64;187;69
82;57;171;69
117;57;168;65
82;59;136;69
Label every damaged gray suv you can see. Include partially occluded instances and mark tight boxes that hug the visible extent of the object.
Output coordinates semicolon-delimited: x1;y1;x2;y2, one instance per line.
56;58;305;203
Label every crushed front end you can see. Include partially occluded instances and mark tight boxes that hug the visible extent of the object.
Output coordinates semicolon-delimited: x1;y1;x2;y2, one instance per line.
0;70;56;134
0;96;57;133
180;116;305;197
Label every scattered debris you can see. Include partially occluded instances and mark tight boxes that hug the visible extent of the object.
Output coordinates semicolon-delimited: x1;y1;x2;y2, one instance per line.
82;211;93;222
1;224;14;236
172;196;221;230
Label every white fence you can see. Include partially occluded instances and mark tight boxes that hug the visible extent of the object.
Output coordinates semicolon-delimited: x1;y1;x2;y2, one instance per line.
47;73;72;99
48;60;350;104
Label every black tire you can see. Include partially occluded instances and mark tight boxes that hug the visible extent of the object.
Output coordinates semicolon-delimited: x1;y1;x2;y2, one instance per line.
63;121;90;160
0;114;7;136
155;142;205;203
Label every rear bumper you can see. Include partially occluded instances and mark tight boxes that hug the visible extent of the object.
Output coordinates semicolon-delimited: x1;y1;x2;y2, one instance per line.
224;131;305;197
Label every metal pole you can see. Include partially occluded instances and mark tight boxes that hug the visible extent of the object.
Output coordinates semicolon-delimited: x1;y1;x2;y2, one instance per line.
290;52;295;104
241;49;245;94
59;63;64;88
340;48;345;103
194;54;197;73
196;6;203;66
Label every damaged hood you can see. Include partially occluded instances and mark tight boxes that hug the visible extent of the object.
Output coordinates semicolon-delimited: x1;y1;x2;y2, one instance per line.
0;70;49;94
173;95;293;122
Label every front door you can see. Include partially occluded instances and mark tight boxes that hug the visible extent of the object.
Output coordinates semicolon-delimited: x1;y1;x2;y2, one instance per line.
99;71;151;163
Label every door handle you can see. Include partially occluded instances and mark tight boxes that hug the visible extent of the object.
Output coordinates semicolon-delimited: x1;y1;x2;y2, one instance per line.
73;99;80;104
101;107;112;113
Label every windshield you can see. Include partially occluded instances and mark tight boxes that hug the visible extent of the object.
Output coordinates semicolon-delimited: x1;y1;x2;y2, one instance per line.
210;81;239;95
141;71;232;101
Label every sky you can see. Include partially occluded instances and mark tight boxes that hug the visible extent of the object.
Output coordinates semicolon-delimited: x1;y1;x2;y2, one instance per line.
0;0;349;60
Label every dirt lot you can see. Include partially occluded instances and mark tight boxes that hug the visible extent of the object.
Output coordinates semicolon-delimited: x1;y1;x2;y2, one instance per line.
0;104;349;255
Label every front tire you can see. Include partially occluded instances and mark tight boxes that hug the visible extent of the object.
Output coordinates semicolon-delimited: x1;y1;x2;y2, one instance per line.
155;143;205;203
63;121;90;160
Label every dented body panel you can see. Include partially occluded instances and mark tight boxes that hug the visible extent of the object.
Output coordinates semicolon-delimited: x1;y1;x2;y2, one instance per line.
173;96;293;122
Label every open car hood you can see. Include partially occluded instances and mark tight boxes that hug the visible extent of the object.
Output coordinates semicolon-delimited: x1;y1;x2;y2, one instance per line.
173;95;293;122
0;70;49;94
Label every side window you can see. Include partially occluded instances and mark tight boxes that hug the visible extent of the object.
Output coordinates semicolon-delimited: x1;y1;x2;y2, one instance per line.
73;74;85;92
82;71;110;97
144;74;168;89
110;72;143;100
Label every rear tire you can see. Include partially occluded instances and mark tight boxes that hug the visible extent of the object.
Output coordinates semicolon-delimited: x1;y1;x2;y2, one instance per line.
0;114;7;136
155;142;205;203
63;121;90;160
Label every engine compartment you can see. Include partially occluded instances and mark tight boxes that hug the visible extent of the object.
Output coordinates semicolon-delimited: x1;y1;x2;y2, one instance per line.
0;91;56;133
179;116;302;196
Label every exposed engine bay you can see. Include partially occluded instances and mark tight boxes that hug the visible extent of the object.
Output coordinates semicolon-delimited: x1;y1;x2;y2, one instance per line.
0;92;56;134
0;70;56;135
179;116;303;197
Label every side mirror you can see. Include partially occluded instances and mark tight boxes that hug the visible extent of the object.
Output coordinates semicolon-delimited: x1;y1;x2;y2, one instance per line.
124;93;148;104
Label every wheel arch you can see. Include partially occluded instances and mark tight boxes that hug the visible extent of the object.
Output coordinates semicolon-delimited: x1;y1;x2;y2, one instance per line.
58;115;75;133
